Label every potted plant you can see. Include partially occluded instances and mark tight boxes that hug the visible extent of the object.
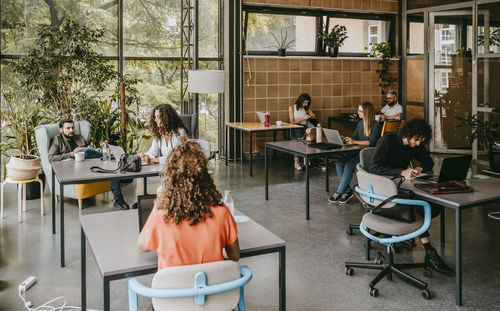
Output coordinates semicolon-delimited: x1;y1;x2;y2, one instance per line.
318;25;348;57
0;88;47;191
457;112;500;172
365;42;397;95
271;30;295;57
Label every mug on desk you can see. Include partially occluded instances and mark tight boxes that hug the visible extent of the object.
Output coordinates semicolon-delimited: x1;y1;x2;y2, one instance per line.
75;152;85;162
375;115;382;122
276;120;283;126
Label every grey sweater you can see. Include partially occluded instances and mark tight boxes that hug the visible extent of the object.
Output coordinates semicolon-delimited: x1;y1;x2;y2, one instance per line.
48;133;86;163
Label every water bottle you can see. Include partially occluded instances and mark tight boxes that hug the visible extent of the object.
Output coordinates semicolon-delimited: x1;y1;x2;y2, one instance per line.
264;113;270;127
316;123;323;143
102;140;111;161
223;190;235;216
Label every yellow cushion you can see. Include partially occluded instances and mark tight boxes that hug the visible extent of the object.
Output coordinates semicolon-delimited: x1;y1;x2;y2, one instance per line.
74;182;111;199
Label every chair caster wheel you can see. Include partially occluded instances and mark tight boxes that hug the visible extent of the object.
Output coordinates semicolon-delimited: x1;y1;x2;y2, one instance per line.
345;267;353;276
369;287;379;297
423;268;432;278
422;289;431;300
346;228;353;236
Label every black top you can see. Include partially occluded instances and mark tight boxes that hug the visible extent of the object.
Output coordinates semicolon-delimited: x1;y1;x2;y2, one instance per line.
369;132;434;176
68;137;79;151
352;120;382;147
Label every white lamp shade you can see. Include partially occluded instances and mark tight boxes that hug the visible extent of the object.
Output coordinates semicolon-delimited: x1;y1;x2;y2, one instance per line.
188;70;224;94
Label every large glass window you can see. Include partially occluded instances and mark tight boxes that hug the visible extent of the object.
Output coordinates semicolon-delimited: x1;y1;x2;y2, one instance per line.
245;13;316;52
478;2;500;55
328;18;391;53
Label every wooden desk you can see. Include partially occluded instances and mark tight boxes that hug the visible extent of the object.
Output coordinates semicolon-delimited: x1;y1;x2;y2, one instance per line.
403;177;500;306
225;122;303;177
52;159;162;267
265;140;364;220
80;210;286;311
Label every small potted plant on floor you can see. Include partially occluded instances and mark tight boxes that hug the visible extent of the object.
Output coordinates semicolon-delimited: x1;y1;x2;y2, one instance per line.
457;111;500;172
318;24;348;57
271;29;295;57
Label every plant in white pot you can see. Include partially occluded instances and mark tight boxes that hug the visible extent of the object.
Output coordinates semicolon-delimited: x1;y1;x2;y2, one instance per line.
0;88;51;181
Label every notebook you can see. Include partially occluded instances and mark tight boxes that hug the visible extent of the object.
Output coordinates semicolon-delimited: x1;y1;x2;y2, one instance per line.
416;155;471;183
414;180;473;194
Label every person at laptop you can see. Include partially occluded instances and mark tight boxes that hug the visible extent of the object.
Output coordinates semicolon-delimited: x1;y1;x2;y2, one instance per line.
139;104;187;165
381;90;402;121
328;102;382;204
369;118;455;276
289;93;317;170
137;140;239;270
48;118;129;209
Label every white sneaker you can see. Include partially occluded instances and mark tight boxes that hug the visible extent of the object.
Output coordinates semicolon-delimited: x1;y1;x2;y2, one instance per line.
295;162;304;171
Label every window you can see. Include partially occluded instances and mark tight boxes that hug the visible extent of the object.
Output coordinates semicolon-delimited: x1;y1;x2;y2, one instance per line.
244;13;316;53
368;25;379;44
328;18;391;53
408;21;424;54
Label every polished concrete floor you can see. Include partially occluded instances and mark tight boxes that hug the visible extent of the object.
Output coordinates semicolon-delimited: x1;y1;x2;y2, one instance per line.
1;155;500;311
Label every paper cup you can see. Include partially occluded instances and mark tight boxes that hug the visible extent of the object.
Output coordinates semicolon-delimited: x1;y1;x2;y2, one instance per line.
75;152;85;162
276;121;283;126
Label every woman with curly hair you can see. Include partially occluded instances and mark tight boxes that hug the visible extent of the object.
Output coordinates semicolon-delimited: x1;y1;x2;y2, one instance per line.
139;104;188;164
138;140;240;270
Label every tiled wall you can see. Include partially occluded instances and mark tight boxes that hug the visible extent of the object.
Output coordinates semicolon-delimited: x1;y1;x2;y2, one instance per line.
242;56;399;153
243;0;398;13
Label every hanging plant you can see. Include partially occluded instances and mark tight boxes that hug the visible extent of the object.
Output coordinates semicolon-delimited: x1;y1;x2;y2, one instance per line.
365;42;397;95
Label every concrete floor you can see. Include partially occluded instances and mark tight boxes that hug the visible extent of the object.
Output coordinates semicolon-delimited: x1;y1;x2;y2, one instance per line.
1;155;500;311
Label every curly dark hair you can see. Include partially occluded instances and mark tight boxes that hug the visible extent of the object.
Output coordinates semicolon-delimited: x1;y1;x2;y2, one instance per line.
156;139;223;225
400;118;432;142
149;104;187;140
294;93;312;111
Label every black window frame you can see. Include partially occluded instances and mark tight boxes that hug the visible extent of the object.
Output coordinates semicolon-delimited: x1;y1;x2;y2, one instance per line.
242;4;397;58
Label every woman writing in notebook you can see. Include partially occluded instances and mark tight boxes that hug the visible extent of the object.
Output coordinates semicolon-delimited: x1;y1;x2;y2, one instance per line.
328;101;382;204
137;140;240;270
289;93;317;171
139;104;187;164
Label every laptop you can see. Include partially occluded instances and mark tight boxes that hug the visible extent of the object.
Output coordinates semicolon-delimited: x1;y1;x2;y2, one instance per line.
108;145;125;160
137;194;157;232
323;129;355;146
256;111;266;123
416;155;472;183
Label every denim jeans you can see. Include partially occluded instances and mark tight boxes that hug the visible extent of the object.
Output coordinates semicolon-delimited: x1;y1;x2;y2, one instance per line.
335;153;360;194
83;148;122;198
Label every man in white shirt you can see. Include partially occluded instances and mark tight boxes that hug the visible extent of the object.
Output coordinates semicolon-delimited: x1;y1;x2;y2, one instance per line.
381;90;402;120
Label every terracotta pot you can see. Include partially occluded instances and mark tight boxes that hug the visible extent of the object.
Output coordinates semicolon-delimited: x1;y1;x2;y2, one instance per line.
6;155;42;180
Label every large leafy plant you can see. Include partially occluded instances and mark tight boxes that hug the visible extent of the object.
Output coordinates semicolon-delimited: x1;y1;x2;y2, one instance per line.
318;24;348;48
457;112;499;151
13;18;117;116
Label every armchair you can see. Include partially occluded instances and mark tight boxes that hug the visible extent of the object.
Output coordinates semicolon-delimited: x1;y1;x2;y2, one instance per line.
34;121;111;209
128;261;252;311
345;170;433;299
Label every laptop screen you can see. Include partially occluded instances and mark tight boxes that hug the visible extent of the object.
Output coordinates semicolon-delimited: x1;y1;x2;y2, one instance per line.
137;194;157;232
437;155;472;182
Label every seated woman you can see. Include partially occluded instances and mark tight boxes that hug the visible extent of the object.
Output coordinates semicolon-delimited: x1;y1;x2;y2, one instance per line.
139;104;187;164
289;93;316;171
138;140;240;270
328;101;382;204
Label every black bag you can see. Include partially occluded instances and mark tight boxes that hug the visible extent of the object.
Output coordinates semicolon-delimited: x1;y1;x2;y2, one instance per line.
91;153;142;174
370;176;417;223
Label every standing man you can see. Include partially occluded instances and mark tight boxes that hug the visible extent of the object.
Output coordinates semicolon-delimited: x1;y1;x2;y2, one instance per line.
48;118;130;209
381;90;402;120
369;118;454;276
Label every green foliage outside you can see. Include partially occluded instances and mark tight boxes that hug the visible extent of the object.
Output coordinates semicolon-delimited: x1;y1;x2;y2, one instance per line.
365;42;397;95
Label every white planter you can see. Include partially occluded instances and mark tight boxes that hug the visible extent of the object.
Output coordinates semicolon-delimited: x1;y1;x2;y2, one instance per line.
6;155;42;180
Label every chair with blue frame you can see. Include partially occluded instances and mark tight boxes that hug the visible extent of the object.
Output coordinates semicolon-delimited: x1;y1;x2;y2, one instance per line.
128;260;252;311
345;170;433;299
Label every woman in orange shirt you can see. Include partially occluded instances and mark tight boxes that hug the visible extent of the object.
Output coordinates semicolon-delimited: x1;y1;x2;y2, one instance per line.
138;140;240;270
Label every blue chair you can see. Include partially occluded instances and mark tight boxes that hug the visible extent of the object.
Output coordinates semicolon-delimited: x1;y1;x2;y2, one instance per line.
128;261;252;311
345;170;433;299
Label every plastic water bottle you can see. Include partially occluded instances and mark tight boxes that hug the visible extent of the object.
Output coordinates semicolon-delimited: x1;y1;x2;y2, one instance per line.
102;140;111;161
264;113;270;127
224;190;235;216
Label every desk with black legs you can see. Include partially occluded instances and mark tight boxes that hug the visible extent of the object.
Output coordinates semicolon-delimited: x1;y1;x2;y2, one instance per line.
265;140;364;220
403;177;500;306
80;210;286;311
51;159;162;267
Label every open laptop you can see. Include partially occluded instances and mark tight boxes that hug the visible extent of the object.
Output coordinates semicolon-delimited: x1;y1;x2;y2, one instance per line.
416;155;472;183
137;194;157;232
323;129;355;146
108;145;125;160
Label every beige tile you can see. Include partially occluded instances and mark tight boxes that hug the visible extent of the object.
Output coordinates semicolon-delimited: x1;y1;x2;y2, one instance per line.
352;84;362;96
321;72;332;84
267;85;278;98
279;72;290;84
321;59;332;71
342;60;352;71
256;72;267;85
255;101;267;111
255;86;267;98
290;60;301;71
300;59;312;71
351;72;361;83
332;84;342;96
311;72;322;83
267;98;278;111
331;60;341;71
278;85;289;98
343;85;351;96
244;98;256;112
267;72;278;84
332;72;342;84
279;98;290;110
312;60;322;71
301;72;311;84
243;85;255;98
342;72;351;84
312;85;322;97
322;85;332;97
256;59;267;71
290;72;301;84
279;59;290;71
351;60;361;71
267;59;279;71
